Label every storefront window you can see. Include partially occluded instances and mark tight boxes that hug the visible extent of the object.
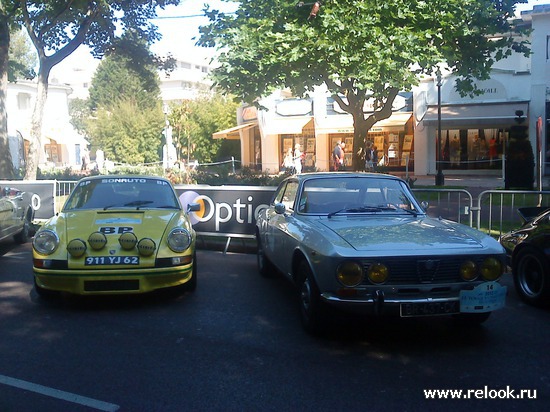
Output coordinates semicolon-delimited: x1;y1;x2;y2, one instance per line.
281;126;315;172
440;128;506;170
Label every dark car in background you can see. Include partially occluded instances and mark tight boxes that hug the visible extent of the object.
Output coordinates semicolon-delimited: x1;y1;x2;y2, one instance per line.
500;207;550;307
0;185;34;245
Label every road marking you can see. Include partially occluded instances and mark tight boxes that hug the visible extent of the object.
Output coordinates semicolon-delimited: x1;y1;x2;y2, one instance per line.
0;374;119;411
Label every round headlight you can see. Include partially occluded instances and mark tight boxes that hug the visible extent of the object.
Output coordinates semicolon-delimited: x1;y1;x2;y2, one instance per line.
119;232;138;250
33;230;59;255
137;238;156;257
481;257;502;281
367;263;389;284
67;239;87;257
167;228;192;252
460;260;478;281
88;232;107;251
336;262;364;287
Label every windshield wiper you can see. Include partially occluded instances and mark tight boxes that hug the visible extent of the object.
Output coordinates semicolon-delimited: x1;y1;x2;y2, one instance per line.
328;206;385;218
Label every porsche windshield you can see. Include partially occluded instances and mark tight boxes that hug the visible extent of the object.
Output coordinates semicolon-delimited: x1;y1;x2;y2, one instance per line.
63;178;181;210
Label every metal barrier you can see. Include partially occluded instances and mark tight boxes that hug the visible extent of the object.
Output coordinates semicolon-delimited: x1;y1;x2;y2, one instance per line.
474;190;550;237
53;181;549;241
412;188;473;227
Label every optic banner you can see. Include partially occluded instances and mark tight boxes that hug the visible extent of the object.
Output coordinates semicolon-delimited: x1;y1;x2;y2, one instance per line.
0;180;56;220
175;185;276;236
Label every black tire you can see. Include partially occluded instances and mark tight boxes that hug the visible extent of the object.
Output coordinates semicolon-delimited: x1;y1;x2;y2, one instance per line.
297;260;326;334
453;311;491;326
14;219;30;244
256;234;276;277
513;247;550;307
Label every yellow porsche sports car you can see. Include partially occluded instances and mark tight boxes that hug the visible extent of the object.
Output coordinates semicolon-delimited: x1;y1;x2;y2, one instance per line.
33;175;199;297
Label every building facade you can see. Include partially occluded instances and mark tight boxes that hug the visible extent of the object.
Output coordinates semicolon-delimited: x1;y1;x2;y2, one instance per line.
6;80;88;171
220;4;550;181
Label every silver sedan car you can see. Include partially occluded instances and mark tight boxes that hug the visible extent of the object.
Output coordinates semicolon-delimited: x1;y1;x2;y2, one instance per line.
256;173;507;334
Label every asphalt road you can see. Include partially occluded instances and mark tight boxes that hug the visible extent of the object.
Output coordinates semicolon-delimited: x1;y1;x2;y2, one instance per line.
0;241;548;412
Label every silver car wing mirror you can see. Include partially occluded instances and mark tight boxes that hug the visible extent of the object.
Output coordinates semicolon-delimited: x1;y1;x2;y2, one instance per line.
187;203;201;212
274;203;286;215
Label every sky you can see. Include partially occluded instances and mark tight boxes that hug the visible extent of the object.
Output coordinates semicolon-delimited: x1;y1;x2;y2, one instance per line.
51;0;544;83
151;0;237;57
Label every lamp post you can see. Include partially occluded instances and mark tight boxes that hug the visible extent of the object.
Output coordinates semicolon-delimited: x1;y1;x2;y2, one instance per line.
435;68;445;186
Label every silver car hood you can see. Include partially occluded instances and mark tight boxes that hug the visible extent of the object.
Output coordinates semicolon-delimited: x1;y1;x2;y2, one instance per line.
317;216;488;252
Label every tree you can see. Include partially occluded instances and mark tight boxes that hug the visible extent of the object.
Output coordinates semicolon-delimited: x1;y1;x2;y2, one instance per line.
1;1;36;179
87;100;163;165
10;0;180;180
199;0;530;170
168;93;240;164
85;42;164;164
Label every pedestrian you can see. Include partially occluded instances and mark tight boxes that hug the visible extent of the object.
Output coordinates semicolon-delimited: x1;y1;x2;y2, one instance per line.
365;142;374;172
372;145;378;172
293;143;303;174
332;141;343;171
282;148;294;173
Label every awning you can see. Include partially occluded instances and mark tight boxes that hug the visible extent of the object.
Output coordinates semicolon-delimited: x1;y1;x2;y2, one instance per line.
213;123;255;140
319;112;412;134
264;117;313;135
423;102;529;127
371;112;413;128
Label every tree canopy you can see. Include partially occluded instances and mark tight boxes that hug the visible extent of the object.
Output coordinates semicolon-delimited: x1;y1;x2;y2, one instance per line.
85;41;164;165
199;0;530;170
0;0;180;179
168;93;240;165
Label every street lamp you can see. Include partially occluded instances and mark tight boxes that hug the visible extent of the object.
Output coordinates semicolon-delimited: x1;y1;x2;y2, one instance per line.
435;68;445;186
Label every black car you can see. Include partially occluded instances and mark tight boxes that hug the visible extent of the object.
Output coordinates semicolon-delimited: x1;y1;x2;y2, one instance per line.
500;207;550;307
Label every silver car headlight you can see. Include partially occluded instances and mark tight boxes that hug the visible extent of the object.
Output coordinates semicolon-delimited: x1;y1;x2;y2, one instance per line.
336;261;364;287
167;228;192;252
33;230;60;255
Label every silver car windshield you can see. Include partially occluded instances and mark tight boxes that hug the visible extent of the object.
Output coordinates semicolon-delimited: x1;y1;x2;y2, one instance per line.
297;176;422;216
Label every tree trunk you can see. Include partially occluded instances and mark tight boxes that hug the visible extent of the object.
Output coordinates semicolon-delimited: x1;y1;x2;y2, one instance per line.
24;66;50;180
0;14;13;180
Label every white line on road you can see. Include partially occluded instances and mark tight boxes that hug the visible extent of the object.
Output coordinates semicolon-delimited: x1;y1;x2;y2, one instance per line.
0;374;120;411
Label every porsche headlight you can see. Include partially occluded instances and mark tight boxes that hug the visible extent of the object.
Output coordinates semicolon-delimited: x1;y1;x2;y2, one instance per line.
460;260;478;281
33;230;60;255
367;263;389;284
88;232;107;251
119;232;138;250
480;257;503;281
67;239;87;258
167;228;192;252
336;261;364;287
137;238;156;256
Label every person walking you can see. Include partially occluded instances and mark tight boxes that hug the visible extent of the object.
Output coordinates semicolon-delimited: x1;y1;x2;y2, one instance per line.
332;141;344;171
293;143;303;174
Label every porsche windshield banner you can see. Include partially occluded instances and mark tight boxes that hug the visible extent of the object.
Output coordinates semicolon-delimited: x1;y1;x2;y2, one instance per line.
176;185;275;236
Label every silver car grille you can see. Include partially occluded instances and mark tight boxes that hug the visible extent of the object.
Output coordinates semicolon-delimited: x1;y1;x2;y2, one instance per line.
361;256;488;285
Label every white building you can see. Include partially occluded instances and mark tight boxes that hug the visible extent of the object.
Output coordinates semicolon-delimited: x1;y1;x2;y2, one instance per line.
217;3;550;182
7;80;88;169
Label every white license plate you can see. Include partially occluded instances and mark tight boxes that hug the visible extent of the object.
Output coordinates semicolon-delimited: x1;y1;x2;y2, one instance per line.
85;256;140;266
459;281;507;313
400;301;459;317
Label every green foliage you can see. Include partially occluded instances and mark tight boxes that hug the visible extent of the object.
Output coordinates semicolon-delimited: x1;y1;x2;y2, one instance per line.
87;101;164;165
68;98;92;137
168;93;240;164
88;39;161;111
199;0;530;169
8;28;36;81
